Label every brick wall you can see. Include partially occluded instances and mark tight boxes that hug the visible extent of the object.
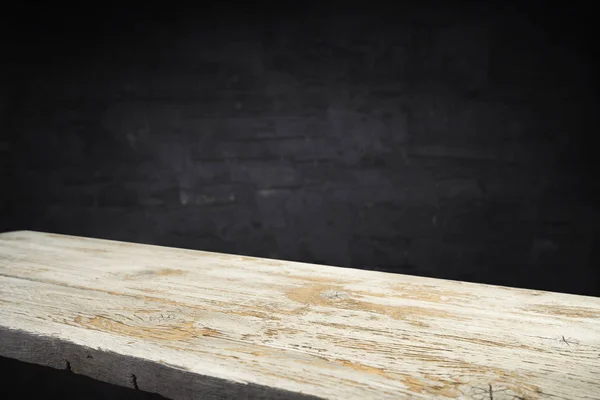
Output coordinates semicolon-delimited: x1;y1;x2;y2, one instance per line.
2;4;598;295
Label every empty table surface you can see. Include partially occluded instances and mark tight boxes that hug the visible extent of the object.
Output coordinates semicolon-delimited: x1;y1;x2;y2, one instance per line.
1;231;599;399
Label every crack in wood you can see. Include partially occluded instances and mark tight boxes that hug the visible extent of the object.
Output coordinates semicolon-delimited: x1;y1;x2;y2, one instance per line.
131;373;139;390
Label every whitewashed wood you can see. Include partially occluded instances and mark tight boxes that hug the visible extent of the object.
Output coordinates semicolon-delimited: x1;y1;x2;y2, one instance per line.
0;230;599;399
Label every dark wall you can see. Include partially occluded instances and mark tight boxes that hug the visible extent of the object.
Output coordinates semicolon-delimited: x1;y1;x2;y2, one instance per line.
1;2;598;297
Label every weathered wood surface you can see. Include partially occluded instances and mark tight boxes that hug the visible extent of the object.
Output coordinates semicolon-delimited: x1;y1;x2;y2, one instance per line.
0;231;599;399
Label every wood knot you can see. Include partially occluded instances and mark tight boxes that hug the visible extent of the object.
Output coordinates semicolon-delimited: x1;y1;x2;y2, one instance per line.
320;290;350;300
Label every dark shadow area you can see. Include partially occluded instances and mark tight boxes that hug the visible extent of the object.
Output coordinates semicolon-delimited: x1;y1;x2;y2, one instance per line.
0;356;168;399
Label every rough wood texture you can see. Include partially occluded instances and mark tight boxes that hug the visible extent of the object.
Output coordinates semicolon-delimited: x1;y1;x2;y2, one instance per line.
1;231;599;399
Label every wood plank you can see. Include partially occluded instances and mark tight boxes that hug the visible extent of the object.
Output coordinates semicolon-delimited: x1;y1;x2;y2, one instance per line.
0;230;599;399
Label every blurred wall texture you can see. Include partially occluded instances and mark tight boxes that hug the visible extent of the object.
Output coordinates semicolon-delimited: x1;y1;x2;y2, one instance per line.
2;3;598;299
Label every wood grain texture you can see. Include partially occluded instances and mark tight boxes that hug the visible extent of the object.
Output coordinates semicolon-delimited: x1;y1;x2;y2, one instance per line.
1;230;599;399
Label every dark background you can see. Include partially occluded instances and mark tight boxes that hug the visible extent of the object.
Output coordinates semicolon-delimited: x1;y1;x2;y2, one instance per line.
1;1;598;398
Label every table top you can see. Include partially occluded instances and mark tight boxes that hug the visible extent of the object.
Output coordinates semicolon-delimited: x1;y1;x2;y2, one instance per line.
1;230;599;399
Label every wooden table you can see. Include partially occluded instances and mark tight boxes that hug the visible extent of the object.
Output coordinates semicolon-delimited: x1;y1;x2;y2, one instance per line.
1;230;599;399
